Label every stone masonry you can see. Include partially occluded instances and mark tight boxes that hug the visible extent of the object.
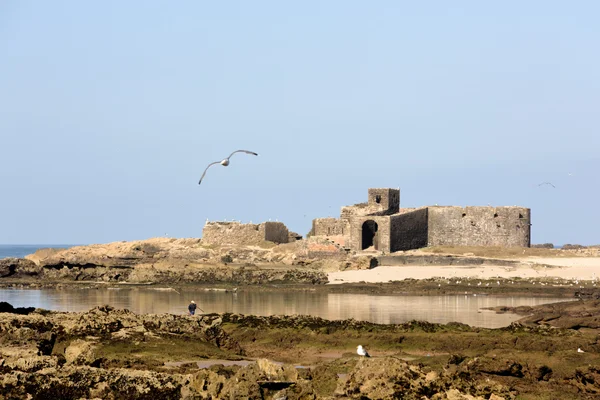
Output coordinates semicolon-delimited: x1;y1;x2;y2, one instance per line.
202;221;290;246
311;188;531;252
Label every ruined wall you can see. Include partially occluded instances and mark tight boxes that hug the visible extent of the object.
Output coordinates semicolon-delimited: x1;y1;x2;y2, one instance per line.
348;216;391;253
390;208;429;252
427;206;531;247
341;203;373;219
202;221;290;246
312;218;349;236
262;222;289;244
368;188;400;215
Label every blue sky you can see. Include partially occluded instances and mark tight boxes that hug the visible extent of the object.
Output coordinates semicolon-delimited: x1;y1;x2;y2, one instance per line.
1;1;598;245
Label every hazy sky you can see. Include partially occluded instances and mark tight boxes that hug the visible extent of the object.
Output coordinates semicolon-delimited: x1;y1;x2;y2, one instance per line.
1;1;598;245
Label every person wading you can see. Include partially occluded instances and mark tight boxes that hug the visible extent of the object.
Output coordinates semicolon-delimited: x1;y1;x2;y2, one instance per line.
188;300;197;315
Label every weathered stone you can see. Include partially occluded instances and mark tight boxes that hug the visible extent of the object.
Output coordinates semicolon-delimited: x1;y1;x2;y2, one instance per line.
310;187;531;252
202;221;290;246
0;258;40;278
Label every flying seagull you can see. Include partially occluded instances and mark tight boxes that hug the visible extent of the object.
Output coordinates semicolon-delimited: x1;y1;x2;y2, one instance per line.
357;345;370;357
537;182;556;188
198;150;258;184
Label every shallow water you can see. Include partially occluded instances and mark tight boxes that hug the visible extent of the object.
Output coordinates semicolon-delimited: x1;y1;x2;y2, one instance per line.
0;287;572;328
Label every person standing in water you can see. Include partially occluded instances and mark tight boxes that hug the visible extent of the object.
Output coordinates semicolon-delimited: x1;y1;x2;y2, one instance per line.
188;300;197;315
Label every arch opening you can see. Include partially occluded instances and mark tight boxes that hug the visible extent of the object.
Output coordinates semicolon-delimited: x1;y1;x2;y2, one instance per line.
361;220;379;250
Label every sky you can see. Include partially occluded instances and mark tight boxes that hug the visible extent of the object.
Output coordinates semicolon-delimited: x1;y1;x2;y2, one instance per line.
1;1;598;246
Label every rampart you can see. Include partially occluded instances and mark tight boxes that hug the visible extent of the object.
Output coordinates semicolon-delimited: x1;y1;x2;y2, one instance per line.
202;221;290;246
427;206;530;247
390;208;429;251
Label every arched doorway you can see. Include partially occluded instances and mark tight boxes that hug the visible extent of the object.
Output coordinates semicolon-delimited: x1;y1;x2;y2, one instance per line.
361;220;379;250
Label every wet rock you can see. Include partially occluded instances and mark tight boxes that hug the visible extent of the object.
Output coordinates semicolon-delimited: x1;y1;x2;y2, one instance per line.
342;357;446;399
0;258;41;278
515;299;600;329
0;354;60;373
0;366;185;400
0;301;36;315
567;366;600;395
466;357;525;378
64;339;98;365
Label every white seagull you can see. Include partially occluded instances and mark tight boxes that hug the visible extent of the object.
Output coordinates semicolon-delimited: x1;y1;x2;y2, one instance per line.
356;345;370;357
198;150;258;184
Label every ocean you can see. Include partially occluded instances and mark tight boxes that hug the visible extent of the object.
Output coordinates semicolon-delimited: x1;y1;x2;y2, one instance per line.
0;245;81;259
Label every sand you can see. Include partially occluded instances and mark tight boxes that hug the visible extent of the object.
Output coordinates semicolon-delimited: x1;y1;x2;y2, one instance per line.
328;257;600;284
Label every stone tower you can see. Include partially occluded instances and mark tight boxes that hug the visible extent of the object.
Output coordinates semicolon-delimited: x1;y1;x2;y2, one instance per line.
367;188;400;215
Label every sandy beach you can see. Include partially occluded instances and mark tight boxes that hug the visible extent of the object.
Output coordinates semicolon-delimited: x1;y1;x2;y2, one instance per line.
328;257;600;284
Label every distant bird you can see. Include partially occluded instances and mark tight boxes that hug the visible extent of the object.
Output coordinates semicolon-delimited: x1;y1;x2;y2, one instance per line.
577;348;584;353
198;150;258;184
357;345;370;357
537;182;556;188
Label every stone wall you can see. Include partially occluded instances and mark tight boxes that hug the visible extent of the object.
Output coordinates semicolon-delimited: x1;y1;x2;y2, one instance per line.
367;188;400;215
390;208;429;251
262;222;290;244
349;216;391;253
427;206;531;247
341;203;373;219
202;221;290;246
312;218;349;236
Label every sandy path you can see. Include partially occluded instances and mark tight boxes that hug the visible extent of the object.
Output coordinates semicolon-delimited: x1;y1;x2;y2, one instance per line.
328;257;600;284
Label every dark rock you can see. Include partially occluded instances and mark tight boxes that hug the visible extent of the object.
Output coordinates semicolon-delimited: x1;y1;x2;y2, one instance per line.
562;244;586;250
531;243;554;249
0;301;36;315
0;258;41;278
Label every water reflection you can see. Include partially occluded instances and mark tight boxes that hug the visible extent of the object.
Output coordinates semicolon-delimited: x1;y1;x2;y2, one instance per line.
0;288;572;329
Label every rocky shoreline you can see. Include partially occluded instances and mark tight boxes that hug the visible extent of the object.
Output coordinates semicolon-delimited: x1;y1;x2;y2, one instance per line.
1;301;599;399
2;239;600;398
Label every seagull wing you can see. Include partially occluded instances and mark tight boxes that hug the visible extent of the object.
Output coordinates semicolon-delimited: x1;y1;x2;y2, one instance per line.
227;149;259;159
198;161;221;185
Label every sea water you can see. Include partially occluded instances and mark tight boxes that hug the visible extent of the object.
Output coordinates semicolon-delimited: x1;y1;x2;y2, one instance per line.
0;244;80;259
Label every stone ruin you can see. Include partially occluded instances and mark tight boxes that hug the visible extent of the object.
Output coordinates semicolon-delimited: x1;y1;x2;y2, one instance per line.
311;188;531;252
202;221;297;246
201;188;531;253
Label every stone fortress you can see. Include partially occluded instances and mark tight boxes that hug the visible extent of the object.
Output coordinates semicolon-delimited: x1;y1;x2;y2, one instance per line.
311;188;531;252
202;187;531;253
